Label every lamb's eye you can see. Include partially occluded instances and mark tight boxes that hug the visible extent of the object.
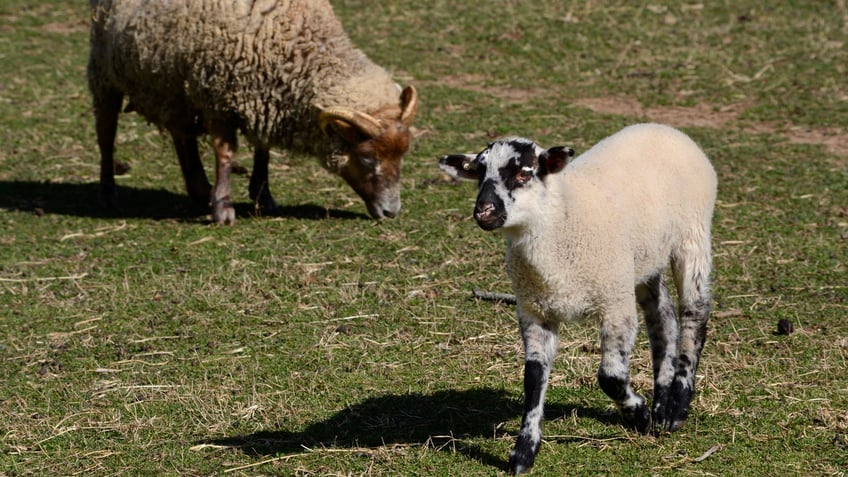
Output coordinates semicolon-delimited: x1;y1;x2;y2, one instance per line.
516;169;533;185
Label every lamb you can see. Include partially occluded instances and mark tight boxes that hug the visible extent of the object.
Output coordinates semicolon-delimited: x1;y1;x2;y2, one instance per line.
439;123;717;474
88;0;418;224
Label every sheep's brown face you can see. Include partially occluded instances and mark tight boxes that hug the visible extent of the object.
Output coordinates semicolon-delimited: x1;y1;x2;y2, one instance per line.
319;85;417;219
337;122;411;219
439;138;574;230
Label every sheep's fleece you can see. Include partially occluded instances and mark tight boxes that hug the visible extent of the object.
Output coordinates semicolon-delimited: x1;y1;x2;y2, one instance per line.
88;0;417;222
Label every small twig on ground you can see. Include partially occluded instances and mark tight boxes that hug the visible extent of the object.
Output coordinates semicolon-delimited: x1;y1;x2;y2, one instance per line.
693;444;722;462
472;288;517;304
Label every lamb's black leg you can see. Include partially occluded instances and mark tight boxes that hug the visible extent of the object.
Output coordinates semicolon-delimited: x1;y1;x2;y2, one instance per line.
667;295;710;431
666;242;712;431
637;274;679;433
508;308;558;475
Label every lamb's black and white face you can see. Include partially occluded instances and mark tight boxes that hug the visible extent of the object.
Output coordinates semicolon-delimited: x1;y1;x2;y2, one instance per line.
439;138;574;231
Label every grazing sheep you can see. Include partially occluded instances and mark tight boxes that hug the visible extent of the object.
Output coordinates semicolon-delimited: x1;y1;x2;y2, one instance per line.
439;123;717;474
88;0;418;224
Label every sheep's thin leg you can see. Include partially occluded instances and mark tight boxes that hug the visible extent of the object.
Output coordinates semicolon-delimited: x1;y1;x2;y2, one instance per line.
668;242;712;431
597;301;650;433
249;147;277;214
508;308;559;475
636;274;679;433
209;124;237;225
93;87;123;208
171;131;211;205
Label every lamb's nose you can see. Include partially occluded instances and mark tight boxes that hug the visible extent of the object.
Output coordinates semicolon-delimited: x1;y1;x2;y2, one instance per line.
474;202;495;221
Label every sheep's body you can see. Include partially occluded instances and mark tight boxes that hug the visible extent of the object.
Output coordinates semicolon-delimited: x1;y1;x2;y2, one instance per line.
89;0;417;223
440;123;717;474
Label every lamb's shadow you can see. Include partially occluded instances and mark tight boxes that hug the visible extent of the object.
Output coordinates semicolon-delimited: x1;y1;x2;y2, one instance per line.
0;180;364;221
201;388;620;471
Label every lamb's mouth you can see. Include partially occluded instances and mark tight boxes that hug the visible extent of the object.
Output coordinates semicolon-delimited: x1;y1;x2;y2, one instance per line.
475;213;506;231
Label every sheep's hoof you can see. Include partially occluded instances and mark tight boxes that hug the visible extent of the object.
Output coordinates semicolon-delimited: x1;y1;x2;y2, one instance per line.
99;184;119;209
187;183;212;206
254;194;277;216
212;197;236;225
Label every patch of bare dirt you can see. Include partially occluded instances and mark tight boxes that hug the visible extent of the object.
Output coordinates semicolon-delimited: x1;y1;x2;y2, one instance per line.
427;75;848;156
573;96;848;156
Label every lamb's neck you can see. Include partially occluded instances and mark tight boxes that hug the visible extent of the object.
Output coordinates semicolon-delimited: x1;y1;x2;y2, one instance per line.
504;218;557;266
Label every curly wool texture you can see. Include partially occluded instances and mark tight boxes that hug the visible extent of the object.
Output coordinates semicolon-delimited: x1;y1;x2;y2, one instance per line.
88;0;404;169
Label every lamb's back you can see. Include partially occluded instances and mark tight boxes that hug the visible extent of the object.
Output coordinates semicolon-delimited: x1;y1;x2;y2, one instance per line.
558;123;716;282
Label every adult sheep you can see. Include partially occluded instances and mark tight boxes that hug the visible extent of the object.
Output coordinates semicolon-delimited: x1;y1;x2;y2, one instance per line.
439;123;717;474
88;0;418;224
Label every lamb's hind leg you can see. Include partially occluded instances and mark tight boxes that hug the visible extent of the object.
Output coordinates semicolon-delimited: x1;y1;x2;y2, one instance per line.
636;274;679;433
667;236;712;431
508;307;559;475
597;300;651;433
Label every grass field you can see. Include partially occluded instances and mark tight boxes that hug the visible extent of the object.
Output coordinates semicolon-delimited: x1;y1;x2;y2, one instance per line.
1;1;846;475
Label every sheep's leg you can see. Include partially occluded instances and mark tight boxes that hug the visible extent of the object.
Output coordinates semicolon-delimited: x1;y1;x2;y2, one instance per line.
93;87;123;208
171;131;211;205
249;147;277;214
508;308;559;475
667;243;712;431
597;302;651;433
209;124;237;225
636;274;679;433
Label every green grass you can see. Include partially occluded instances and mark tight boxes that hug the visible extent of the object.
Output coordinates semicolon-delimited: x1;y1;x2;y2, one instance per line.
1;1;846;475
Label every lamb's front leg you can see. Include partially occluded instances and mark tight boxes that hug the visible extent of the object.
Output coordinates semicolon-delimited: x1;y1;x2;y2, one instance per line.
597;302;651;433
508;307;559;475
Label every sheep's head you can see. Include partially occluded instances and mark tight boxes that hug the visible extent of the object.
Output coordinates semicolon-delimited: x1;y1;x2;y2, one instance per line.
319;85;418;219
439;138;574;230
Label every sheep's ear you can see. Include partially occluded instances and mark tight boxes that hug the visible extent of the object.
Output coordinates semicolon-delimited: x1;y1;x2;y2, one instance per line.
438;154;478;181
539;146;575;177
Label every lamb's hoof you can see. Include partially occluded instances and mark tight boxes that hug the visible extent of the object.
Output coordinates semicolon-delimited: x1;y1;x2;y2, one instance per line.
212;197;235;225
657;405;687;433
656;382;693;432
508;436;539;475
508;451;535;475
622;403;652;434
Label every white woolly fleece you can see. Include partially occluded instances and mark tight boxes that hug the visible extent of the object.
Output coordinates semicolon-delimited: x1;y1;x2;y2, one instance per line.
503;123;717;323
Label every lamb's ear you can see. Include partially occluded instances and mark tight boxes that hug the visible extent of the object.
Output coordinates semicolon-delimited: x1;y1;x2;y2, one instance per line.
438;154;478;181
538;146;575;177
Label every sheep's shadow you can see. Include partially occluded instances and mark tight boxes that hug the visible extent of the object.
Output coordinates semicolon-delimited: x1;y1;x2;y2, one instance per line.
0;180;364;221
201;388;621;472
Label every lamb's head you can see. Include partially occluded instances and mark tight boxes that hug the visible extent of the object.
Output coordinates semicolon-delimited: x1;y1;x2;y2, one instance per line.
439;138;574;230
319;86;418;219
